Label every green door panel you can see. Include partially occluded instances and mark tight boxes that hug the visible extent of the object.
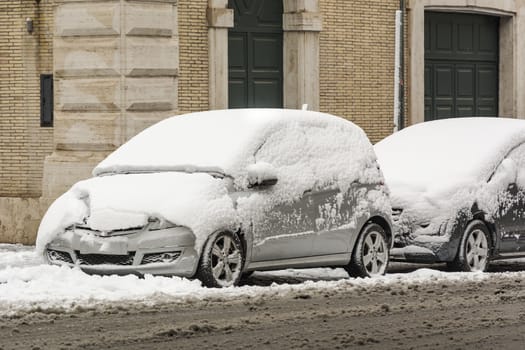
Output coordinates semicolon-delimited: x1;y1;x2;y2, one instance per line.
228;0;283;108
425;12;499;121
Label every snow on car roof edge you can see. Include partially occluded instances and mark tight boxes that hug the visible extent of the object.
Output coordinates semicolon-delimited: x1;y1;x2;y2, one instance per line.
93;109;366;178
375;117;525;197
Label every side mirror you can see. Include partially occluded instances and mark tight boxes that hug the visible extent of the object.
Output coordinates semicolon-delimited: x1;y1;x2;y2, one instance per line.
247;162;278;188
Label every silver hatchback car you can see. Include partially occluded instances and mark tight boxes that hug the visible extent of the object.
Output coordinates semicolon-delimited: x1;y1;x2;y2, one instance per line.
37;109;392;287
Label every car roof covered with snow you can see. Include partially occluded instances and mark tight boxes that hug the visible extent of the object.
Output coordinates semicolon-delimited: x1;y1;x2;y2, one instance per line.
93;109;368;178
375;117;525;199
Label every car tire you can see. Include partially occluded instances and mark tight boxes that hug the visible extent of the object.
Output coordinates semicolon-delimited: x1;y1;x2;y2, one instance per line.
241;270;254;279
197;231;244;288
346;223;389;278
448;220;490;272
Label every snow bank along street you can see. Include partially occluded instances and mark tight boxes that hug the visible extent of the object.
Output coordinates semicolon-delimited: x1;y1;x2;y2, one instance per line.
2;244;525;318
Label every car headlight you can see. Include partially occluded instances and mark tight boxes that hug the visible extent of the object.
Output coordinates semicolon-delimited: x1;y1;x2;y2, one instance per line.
147;217;177;231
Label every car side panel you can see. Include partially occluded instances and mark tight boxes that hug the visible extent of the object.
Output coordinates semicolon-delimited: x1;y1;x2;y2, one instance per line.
309;188;351;256
249;192;316;262
491;183;525;254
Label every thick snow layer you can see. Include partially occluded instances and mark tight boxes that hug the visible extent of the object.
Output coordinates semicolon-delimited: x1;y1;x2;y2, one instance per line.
94;109;372;181
376;118;525;194
2;245;525;316
36;172;236;254
375;118;525;235
37;109;385;255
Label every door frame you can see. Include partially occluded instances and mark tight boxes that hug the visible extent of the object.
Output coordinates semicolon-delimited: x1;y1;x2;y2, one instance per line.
207;0;322;111
407;0;523;125
424;11;500;120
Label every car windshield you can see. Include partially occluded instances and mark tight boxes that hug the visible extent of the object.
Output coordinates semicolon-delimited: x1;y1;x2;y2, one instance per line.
375;117;525;195
93;109;288;177
97;168;228;179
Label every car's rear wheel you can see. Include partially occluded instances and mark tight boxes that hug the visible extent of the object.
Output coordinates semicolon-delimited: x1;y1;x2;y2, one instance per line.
346;223;389;278
448;220;490;272
197;231;244;288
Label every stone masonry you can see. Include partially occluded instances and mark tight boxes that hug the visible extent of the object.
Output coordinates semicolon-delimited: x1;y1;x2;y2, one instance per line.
42;0;180;204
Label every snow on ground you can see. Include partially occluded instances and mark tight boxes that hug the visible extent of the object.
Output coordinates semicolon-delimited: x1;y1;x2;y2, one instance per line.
1;244;525;317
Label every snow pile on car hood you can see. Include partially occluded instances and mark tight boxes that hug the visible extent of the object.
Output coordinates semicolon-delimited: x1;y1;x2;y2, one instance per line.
375;118;525;235
36;173;236;253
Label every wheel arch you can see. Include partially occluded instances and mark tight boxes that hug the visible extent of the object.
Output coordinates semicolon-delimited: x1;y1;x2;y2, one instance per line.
471;211;497;251
196;229;245;287
365;215;393;246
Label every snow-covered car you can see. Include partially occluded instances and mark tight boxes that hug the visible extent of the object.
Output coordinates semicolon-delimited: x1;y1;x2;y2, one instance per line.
375;118;525;272
37;109;392;287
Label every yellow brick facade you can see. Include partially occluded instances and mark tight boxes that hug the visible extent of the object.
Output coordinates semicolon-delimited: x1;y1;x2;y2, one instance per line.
176;0;401;143
319;0;399;143
178;0;210;113
0;0;53;198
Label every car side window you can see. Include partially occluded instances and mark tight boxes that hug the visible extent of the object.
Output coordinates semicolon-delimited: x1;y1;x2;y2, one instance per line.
254;125;312;189
254;123;351;193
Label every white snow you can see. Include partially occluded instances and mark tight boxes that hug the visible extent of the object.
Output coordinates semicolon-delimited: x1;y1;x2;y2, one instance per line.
36;172;236;254
37;109;385;255
375;117;525;236
94;109;371;182
246;162;277;186
2;245;525;316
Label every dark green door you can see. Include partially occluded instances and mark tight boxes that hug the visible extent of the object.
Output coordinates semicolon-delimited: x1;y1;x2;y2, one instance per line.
228;0;283;108
425;12;499;121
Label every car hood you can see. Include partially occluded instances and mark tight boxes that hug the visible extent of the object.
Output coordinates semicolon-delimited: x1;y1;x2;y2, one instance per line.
36;172;238;254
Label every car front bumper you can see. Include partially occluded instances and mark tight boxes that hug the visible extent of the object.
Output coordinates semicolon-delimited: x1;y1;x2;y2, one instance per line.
44;226;199;277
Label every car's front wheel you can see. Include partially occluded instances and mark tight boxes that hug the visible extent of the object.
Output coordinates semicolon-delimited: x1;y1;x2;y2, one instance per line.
197;231;244;288
346;223;389;278
448;220;490;272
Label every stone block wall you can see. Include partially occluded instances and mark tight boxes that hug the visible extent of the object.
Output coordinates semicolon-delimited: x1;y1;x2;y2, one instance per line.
319;0;399;143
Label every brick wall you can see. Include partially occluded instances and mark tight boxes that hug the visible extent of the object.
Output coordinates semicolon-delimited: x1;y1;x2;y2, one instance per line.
0;0;53;198
319;0;399;143
177;0;209;113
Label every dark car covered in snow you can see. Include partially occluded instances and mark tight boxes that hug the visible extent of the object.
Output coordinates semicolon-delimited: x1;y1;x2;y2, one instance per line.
38;109;392;287
375;117;525;272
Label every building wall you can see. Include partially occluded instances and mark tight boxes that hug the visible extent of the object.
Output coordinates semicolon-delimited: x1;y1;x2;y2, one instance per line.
0;0;401;244
177;0;401;143
0;0;53;198
178;0;209;113
319;0;399;143
0;0;54;244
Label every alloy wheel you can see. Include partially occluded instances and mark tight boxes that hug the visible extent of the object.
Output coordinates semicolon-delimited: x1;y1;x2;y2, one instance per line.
465;229;489;271
210;234;242;287
362;230;388;275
